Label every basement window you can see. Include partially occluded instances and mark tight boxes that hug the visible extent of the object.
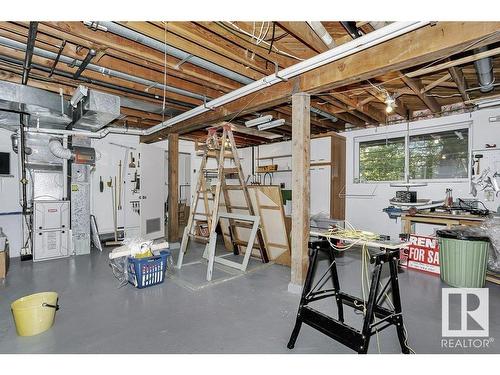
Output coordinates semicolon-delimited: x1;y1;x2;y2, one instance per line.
358;137;405;182
409;129;469;180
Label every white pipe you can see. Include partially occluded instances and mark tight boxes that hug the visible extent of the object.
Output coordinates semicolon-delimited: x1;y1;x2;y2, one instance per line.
143;22;429;136
307;22;335;49
49;138;73;160
26;126;146;139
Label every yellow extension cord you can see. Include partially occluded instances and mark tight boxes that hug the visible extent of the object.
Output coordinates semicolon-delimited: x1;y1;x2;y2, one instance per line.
325;221;416;354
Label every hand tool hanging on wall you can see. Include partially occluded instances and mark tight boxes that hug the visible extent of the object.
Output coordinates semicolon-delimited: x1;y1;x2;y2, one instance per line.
129;152;136;168
105;176;122;246
117;160;122;210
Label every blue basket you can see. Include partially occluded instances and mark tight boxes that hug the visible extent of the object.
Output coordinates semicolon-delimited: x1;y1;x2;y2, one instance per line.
127;250;171;289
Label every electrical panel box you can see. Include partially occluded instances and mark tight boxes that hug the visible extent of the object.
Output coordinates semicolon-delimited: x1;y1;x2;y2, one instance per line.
33;200;70;262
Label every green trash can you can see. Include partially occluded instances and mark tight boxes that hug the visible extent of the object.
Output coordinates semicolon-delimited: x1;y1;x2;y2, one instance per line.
437;229;490;288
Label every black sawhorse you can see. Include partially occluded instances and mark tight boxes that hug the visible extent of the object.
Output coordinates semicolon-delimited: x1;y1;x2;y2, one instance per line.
287;238;411;354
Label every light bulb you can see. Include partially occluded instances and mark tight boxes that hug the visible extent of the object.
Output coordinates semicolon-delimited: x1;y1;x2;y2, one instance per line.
385;105;394;114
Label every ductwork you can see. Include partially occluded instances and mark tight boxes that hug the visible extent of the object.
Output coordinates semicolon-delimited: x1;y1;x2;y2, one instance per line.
0;35;207;102
0;80;71;127
95;21;254;85
473;47;494;93
307;22;335;49
48;137;72;160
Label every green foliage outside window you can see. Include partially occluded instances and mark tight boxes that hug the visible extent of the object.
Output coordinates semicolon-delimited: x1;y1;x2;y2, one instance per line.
359;137;405;182
358;129;469;182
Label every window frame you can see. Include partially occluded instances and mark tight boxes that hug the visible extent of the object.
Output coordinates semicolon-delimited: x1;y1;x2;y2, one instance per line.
354;121;472;184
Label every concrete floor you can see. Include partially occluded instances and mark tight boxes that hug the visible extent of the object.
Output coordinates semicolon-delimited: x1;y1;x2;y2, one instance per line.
0;242;499;354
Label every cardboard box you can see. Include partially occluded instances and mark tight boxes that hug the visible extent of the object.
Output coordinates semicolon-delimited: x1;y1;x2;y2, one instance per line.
0;249;9;279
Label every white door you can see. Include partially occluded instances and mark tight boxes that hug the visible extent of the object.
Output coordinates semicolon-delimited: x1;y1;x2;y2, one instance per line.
139;143;165;240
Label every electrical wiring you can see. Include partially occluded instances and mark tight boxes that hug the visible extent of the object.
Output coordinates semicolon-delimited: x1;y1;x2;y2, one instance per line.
325;220;416;354
223;21;304;61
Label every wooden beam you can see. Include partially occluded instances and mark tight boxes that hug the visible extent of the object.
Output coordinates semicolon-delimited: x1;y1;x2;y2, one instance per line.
330;135;346;220
141;22;500;141
448;66;469;101
232;22;313;60
119;22;263;81
406;45;500;78
400;76;442;113
290;93;310;291
420;72;451;93
38;21;240;92
161;22;275;75
168;133;180;241
277;22;329;53
196;22;295;68
329;92;386;124
365;87;408;118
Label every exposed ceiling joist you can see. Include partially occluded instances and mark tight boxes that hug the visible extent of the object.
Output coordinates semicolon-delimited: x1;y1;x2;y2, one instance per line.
141;22;500;141
400;75;442;113
277;22;329;53
406;45;500;78
448;66;469;101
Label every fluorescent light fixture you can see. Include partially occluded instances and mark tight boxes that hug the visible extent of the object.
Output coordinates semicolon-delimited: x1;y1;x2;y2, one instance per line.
257;118;286;130
454;131;464;140
245;115;273;127
477;98;500;109
489;115;500;123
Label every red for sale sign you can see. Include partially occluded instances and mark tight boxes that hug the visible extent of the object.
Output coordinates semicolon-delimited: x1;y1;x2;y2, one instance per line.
405;235;440;275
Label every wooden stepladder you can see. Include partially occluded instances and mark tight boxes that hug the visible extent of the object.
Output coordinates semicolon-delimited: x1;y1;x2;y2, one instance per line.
176;124;269;280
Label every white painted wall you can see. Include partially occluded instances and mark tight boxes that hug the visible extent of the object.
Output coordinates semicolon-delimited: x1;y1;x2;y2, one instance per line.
239;136;332;216
3;107;498;256
0;128;23;257
90;134;141;236
343;108;500;240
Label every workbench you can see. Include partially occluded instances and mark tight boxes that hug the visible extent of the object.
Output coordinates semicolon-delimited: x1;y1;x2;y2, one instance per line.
401;212;485;234
287;232;412;354
401;212;500;285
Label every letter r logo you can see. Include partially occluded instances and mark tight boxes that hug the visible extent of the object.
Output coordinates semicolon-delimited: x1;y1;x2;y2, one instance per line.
442;288;489;337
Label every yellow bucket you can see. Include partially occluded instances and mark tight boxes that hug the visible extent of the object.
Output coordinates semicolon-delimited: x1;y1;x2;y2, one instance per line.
10;292;59;337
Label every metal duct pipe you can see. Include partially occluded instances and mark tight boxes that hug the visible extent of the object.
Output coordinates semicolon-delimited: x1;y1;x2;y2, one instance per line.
0;35;207;101
307;22;335;49
143;22;429;136
473;47;494;93
22;22;38;85
0;54;194;111
49;137;73;160
95;21;254;85
311;107;338;122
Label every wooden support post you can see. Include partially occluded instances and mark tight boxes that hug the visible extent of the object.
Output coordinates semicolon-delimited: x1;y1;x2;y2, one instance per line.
168;133;179;242
289;93;311;294
330;134;346;220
